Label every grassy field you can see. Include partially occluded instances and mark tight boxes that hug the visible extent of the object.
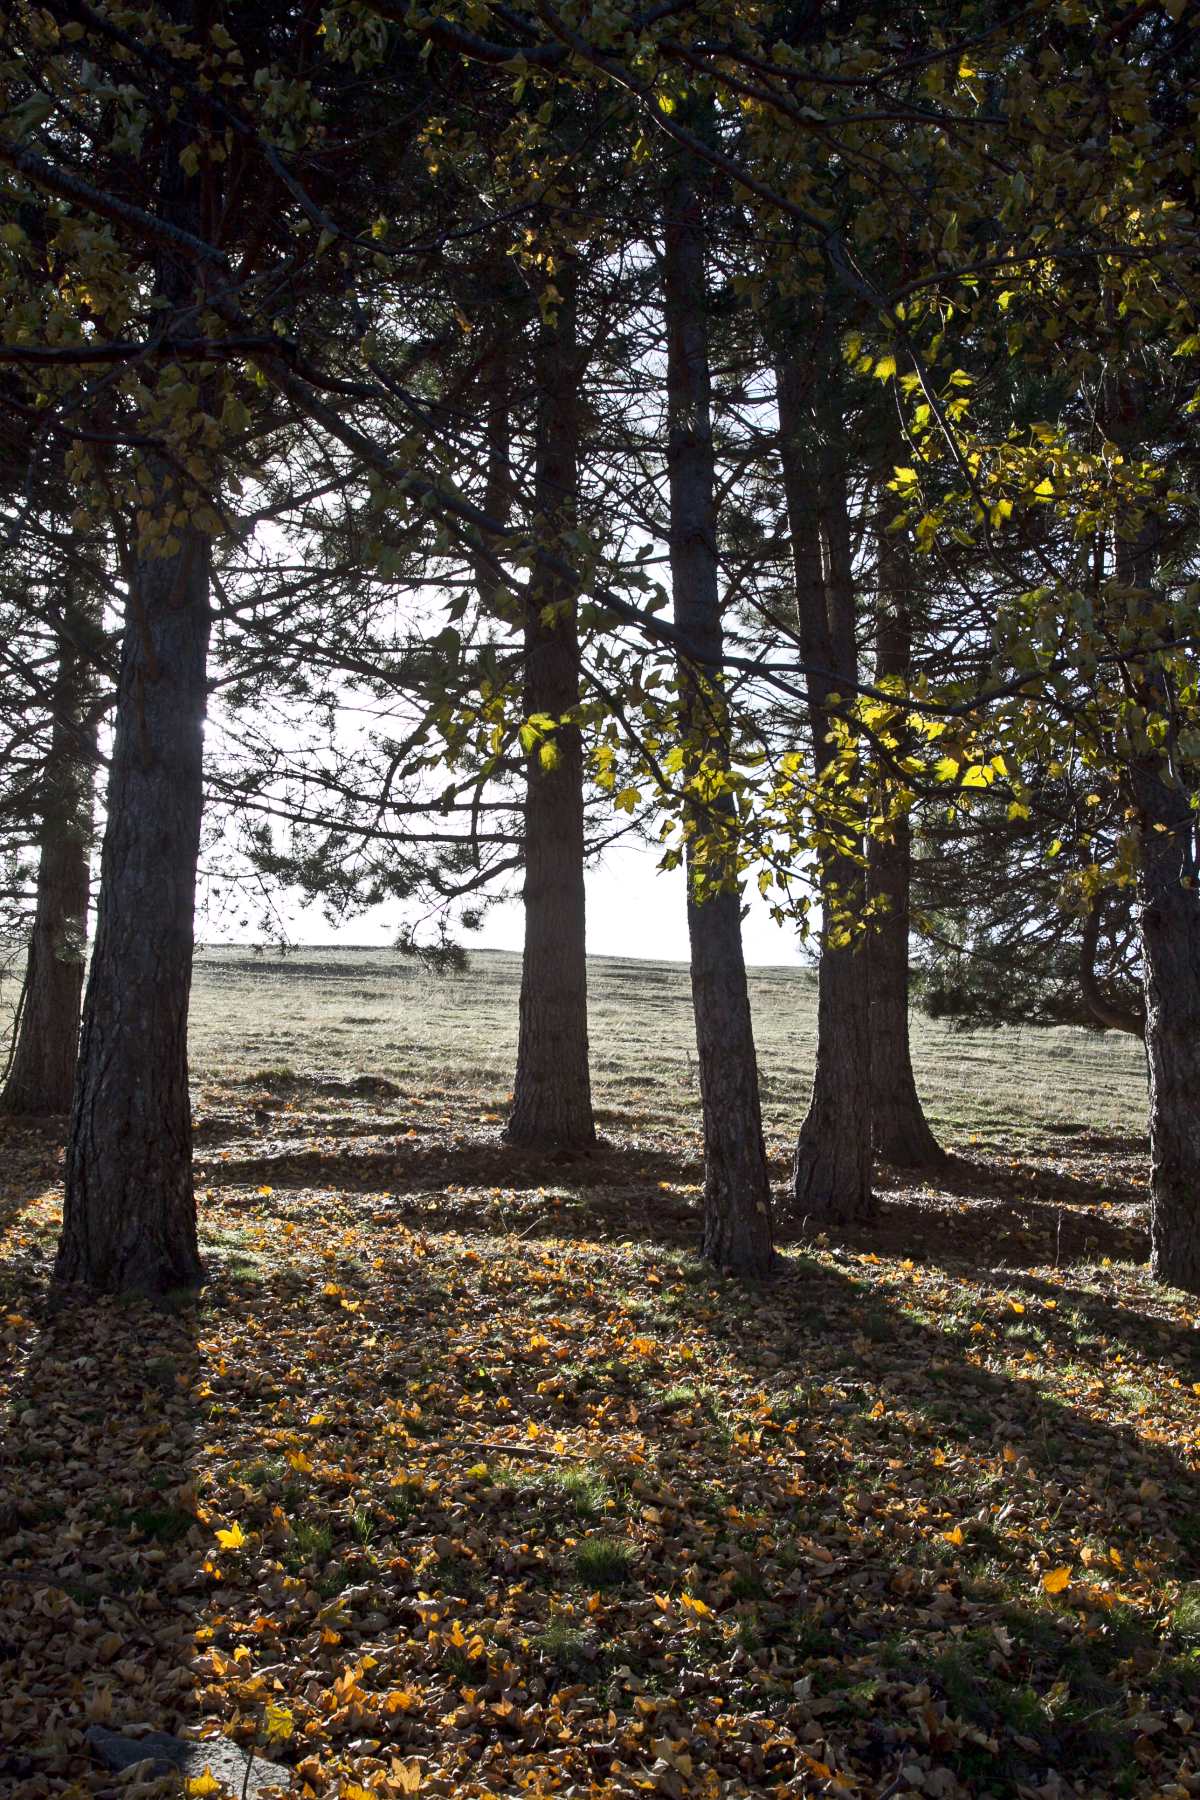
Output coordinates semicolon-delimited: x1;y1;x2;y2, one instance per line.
188;945;1149;1154
6;944;1198;1800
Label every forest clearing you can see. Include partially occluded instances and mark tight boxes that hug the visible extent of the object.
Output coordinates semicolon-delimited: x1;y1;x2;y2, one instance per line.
4;954;1199;1800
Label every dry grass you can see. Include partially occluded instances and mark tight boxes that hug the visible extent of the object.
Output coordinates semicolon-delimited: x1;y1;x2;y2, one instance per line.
187;944;1148;1155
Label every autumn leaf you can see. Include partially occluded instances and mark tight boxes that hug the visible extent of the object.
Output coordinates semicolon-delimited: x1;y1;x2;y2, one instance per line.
184;1771;222;1798
263;1701;295;1742
1042;1567;1072;1595
215;1521;247;1551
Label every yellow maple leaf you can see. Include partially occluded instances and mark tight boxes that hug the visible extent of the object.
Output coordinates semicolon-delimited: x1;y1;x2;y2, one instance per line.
215;1521;246;1551
1042;1566;1071;1595
943;1526;964;1547
680;1593;711;1617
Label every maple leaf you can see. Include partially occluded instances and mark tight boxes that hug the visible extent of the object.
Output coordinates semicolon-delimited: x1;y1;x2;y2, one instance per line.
1042;1566;1072;1594
215;1521;247;1551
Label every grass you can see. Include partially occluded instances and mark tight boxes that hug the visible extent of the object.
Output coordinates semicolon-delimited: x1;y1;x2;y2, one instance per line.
172;944;1148;1152
572;1535;635;1587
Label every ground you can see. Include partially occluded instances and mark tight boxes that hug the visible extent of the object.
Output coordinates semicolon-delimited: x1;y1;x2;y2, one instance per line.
1;950;1197;1800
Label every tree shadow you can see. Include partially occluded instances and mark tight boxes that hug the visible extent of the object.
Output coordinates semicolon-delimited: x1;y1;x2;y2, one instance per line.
652;1251;1200;1792
0;1117;68;1238
824;1144;1150;1271
0;1273;205;1791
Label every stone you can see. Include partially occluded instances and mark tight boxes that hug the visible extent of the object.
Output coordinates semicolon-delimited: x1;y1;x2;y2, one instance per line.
85;1725;286;1795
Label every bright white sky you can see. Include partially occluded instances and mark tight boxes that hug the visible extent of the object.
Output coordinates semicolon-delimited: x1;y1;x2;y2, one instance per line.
200;835;806;967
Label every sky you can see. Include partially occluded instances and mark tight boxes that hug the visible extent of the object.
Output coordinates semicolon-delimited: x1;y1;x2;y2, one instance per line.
200;834;808;968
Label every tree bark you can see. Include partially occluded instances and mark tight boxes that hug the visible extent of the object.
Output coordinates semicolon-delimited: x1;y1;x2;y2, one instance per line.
665;157;774;1277
55;7;211;1293
55;525;211;1293
775;359;875;1222
0;598;99;1116
1136;761;1200;1291
507;260;595;1150
867;514;944;1166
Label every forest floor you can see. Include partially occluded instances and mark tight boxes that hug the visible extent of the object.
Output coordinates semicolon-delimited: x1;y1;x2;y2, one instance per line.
2;954;1198;1800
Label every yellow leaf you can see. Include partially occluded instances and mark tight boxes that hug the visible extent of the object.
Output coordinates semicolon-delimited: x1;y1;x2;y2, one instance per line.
874;353;897;382
680;1593;711;1616
383;1689;419;1714
287;1450;313;1474
185;1771;222;1798
215;1521;246;1551
1042;1566;1071;1595
264;1702;295;1742
943;1525;964;1546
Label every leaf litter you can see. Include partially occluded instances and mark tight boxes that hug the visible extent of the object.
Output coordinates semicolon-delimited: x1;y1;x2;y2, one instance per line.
2;1085;1200;1800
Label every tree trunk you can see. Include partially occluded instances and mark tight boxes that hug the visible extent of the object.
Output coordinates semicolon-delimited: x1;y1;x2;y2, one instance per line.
0;599;99;1117
55;526;211;1293
1136;763;1200;1292
1106;470;1200;1291
507;261;595;1150
665;157;774;1277
775;359;874;1222
55;13;211;1294
868;514;944;1166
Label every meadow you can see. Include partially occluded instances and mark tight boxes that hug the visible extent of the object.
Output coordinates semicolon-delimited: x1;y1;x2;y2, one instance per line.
187;945;1149;1153
4;946;1198;1800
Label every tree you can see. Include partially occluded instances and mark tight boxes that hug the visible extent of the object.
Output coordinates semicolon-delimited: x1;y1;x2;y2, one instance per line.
776;352;874;1223
0;586;101;1116
867;478;945;1166
507;250;596;1150
663;145;774;1276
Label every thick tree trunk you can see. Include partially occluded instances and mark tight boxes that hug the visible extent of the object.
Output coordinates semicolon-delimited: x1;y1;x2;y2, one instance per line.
868;521;944;1166
55;13;211;1294
0;603;98;1117
665;158;774;1277
1107;479;1200;1291
507;262;595;1150
55;528;210;1293
775;359;874;1222
1135;758;1200;1292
